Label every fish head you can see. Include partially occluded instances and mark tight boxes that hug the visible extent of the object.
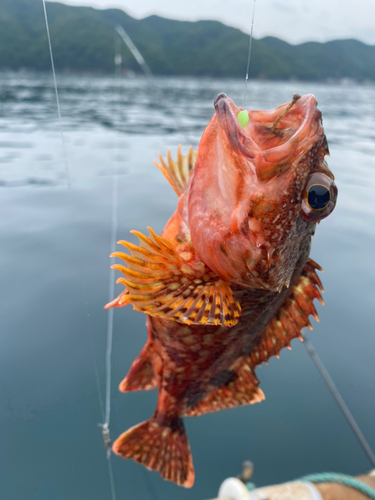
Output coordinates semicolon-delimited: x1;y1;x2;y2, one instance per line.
188;93;337;291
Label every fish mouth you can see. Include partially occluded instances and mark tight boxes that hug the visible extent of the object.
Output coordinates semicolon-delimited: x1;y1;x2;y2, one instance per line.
214;93;323;182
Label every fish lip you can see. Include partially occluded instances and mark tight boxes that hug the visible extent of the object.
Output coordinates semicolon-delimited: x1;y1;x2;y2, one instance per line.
214;93;260;161
260;93;318;160
214;93;322;182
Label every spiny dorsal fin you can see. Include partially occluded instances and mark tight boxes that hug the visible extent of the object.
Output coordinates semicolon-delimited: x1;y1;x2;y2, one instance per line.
106;227;241;327
185;358;264;417
249;258;324;366
154;145;198;196
185;258;323;416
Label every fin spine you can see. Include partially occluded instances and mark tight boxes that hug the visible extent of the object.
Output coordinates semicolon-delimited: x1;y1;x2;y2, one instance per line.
107;228;241;326
154;146;198;196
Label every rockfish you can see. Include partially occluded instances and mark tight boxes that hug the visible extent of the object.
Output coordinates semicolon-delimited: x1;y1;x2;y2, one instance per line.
105;93;337;487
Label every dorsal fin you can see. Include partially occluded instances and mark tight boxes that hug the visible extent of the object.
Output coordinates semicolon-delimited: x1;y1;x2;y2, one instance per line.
154;145;198;196
185;258;323;416
105;227;241;327
249;258;324;366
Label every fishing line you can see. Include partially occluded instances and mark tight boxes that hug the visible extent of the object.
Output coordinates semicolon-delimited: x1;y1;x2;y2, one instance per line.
104;170;118;431
101;30;122;438
102;32;161;500
116;25;152;78
302;334;375;468
242;0;374;469
86;308;105;423
243;0;257;109
106;456;117;500
82;278;117;500
115;24;195;147
96;31;123;500
115;27;122;79
86;305;118;500
42;2;118;496
42;0;71;187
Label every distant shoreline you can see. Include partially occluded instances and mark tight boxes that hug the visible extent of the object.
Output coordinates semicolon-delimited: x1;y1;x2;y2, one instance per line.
1;69;374;87
2;0;375;81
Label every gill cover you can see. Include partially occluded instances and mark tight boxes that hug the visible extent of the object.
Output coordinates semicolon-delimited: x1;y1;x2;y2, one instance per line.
188;93;335;291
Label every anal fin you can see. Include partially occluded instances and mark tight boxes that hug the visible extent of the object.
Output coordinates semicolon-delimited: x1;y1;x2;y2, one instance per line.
185;359;264;417
120;342;158;392
113;417;194;488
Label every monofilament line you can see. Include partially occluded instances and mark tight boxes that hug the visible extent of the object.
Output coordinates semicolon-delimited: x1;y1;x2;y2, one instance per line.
88;317;117;500
98;36;121;500
116;25;152;77
87;311;105;422
99;175;119;500
102;32;122;437
42;0;71;187
303;334;375;468
116;24;194;147
243;0;257;109
105;173;119;430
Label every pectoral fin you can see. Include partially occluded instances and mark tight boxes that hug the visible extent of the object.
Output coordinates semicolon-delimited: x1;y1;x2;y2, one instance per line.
106;227;241;327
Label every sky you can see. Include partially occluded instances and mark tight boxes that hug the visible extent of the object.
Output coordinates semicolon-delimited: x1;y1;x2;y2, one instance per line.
48;0;375;45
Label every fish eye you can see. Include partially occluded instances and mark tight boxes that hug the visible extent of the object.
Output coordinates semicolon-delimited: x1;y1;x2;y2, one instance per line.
307;184;330;211
301;171;337;222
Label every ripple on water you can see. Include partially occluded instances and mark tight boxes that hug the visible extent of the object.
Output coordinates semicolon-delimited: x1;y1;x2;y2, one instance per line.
0;72;374;500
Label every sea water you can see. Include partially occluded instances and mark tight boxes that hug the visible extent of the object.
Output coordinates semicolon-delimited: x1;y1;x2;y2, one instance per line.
0;72;374;500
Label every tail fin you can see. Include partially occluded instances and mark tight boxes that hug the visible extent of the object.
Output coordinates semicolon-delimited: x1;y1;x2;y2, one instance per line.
112;417;194;488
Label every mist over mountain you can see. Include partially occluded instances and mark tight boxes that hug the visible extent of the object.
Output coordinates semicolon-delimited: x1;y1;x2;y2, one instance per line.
1;0;375;81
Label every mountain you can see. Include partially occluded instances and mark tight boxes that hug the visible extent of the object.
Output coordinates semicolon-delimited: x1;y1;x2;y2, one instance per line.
1;0;375;81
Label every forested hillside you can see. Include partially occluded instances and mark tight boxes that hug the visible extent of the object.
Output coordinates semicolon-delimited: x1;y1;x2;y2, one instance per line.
1;0;375;81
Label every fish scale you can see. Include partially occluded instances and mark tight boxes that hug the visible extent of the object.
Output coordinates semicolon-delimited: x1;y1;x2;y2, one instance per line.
106;93;337;487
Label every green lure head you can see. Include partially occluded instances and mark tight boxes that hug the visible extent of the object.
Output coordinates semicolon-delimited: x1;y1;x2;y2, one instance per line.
237;110;249;128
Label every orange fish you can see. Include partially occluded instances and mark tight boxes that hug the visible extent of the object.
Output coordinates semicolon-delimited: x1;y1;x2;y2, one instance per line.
105;93;337;487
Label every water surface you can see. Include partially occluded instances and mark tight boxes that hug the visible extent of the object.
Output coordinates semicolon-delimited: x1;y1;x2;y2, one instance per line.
1;73;375;500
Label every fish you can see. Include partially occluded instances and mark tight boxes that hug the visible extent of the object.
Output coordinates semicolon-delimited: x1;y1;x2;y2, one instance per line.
104;92;337;487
